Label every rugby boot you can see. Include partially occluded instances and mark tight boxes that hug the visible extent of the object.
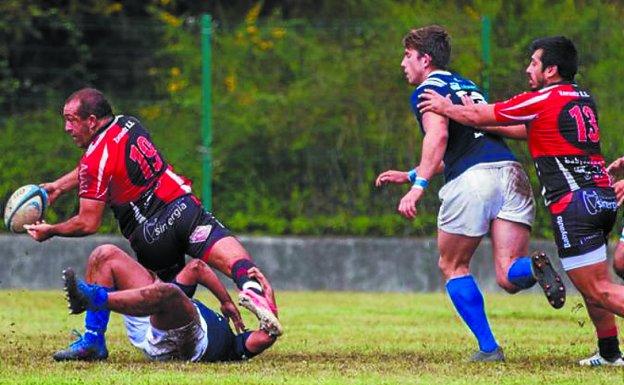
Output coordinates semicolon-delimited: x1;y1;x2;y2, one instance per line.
469;346;505;362
238;289;283;337
53;330;108;361
579;351;624;367
531;251;566;309
62;268;108;314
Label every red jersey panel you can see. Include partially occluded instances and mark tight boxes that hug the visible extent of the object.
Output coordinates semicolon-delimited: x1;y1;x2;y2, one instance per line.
79;115;192;236
493;82;610;205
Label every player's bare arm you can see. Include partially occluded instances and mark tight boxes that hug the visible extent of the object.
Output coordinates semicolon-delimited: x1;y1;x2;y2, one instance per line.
456;94;528;140
398;111;448;220
417;89;499;127
24;198;105;241
41;167;79;205
375;162;444;187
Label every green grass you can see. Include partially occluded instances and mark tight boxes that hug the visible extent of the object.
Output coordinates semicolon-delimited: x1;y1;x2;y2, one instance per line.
1;290;623;384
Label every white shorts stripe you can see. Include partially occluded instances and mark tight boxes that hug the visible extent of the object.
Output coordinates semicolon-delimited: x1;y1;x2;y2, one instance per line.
560;244;607;271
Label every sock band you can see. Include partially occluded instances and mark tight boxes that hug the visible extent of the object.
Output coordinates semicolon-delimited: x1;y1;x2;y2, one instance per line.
507;257;536;289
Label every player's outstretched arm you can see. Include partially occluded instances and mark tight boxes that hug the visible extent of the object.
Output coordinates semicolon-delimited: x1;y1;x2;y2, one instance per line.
24;198;105;241
418;89;499;127
175;260;246;333
41;167;79;205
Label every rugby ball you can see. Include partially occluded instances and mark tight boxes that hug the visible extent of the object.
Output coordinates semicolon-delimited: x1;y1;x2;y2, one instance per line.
3;184;48;233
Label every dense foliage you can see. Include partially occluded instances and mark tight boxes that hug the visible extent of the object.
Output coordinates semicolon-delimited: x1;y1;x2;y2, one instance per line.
2;0;624;237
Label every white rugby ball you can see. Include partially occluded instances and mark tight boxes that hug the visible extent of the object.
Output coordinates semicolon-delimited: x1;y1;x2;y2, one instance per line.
3;184;48;233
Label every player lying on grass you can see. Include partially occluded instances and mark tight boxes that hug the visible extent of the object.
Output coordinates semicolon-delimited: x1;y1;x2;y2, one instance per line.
56;246;279;362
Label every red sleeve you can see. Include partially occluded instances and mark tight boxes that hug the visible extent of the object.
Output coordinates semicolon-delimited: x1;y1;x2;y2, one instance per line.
493;90;549;124
78;147;112;201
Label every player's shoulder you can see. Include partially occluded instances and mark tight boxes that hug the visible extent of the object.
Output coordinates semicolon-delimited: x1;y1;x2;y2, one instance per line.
415;70;453;94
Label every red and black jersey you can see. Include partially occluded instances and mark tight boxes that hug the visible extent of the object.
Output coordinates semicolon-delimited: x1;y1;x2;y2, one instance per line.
493;82;611;205
78;115;192;237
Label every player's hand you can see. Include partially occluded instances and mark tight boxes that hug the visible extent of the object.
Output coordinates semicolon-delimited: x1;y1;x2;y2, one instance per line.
375;170;410;187
417;90;452;114
398;187;424;220
40;182;62;205
613;180;624;207
220;300;246;334
607;157;624;179
23;221;53;242
248;267;278;316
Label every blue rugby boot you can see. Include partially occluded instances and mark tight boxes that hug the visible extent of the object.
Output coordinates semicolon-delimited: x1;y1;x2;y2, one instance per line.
62;268;108;314
53;330;109;361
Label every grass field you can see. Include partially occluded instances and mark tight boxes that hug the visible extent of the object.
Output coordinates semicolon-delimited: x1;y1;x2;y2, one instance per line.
1;290;623;384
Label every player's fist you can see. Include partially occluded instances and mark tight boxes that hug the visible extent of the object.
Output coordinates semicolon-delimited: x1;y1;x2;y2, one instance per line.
398;187;424;220
607;157;624;178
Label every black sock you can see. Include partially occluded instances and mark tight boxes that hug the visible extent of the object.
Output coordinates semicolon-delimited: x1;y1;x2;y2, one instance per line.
598;336;622;361
231;259;263;294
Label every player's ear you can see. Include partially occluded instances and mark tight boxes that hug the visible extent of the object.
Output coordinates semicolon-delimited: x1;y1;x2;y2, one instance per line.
544;64;558;79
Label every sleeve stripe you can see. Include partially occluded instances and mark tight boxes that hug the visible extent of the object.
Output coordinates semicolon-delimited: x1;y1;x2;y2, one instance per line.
95;145;109;198
499;91;551;112
418;78;447;89
166;169;192;193
497;111;538;121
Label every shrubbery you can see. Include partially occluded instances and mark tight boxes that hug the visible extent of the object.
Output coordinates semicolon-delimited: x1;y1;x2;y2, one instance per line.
2;1;624;237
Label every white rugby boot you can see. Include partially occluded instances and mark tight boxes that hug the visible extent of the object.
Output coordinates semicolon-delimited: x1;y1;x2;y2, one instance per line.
579;352;624;367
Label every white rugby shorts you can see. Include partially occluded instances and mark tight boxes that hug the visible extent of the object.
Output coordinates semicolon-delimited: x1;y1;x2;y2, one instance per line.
437;161;535;237
123;303;208;361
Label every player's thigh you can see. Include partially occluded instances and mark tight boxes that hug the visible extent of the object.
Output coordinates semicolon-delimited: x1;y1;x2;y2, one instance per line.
200;236;252;275
437;229;482;277
437;166;502;237
86;244;155;289
498;162;535;229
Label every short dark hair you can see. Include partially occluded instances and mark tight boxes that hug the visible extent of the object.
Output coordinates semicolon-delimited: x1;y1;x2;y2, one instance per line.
402;25;451;70
530;36;578;81
64;88;113;119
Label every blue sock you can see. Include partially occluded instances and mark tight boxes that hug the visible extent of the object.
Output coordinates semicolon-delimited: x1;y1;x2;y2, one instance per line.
446;275;498;353
84;286;113;342
507;257;536;290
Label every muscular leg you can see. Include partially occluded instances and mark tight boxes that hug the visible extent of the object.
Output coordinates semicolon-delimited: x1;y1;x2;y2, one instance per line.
107;282;198;330
201;236;268;297
437;230;481;280
567;261;624;316
86;244;155;289
438;230;500;355
490;218;531;294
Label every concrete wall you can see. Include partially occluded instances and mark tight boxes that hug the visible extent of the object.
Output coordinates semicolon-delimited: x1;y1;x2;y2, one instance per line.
0;234;585;293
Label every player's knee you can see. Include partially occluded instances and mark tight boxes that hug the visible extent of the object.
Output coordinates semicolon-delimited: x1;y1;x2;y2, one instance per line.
88;244;124;267
583;283;611;306
152;282;185;303
437;257;467;279
185;259;208;276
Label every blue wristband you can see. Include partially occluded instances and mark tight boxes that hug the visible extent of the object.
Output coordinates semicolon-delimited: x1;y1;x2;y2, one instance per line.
407;169;418;183
412;177;429;190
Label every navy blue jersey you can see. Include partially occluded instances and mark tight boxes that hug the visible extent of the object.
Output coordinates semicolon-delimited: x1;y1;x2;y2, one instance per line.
410;70;516;182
